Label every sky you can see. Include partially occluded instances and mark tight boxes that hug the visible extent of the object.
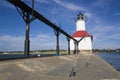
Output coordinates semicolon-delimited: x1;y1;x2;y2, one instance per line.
0;0;120;51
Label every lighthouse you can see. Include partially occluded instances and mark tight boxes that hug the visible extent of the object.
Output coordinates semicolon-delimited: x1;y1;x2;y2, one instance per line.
70;13;93;53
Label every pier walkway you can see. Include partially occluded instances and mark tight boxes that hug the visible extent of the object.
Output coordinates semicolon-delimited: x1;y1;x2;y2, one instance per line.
0;54;120;80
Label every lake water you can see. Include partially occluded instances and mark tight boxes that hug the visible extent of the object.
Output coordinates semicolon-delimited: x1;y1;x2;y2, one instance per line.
98;52;120;71
0;53;55;60
0;52;120;72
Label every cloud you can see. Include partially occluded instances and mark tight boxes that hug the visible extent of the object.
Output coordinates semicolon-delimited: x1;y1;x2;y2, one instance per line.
105;33;120;40
0;34;54;51
0;35;24;51
52;0;86;11
0;0;14;8
88;22;120;49
30;34;56;50
52;0;94;21
0;34;68;51
84;12;93;18
91;26;114;33
52;0;93;17
90;25;120;42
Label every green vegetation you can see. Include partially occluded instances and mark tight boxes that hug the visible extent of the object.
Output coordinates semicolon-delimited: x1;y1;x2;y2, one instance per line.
31;49;67;55
93;48;120;53
0;48;120;54
0;49;67;54
0;52;4;54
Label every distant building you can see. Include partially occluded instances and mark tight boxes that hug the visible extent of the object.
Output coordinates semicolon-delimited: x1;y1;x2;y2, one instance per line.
107;48;111;52
70;13;93;53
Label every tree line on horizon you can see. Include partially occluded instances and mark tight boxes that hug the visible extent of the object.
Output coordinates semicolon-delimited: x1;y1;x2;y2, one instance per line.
0;48;120;54
93;48;120;52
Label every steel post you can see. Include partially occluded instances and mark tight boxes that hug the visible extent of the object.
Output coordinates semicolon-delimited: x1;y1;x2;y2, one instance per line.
76;42;79;54
54;30;60;56
67;37;70;55
56;32;59;56
74;41;77;54
24;14;30;58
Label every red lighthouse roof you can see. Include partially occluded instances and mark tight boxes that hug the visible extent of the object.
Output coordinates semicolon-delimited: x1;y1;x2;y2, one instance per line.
72;30;91;38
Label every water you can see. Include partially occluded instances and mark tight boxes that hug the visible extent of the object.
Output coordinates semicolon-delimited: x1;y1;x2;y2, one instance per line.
0;53;55;60
99;52;120;71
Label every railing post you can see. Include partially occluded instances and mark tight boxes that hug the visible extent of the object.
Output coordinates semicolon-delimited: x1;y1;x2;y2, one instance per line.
76;42;79;54
73;41;76;54
54;30;60;56
15;6;35;58
24;13;30;58
66;37;70;55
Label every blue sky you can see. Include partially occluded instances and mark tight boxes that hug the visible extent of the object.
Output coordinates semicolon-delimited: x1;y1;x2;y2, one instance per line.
0;0;120;51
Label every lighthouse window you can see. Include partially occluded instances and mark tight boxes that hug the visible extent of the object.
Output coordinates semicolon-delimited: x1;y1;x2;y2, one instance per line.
77;17;80;20
81;16;84;20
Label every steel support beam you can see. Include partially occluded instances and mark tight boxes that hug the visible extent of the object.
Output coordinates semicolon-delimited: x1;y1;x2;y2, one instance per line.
74;37;84;54
76;42;79;54
74;41;77;54
7;0;87;57
24;15;30;58
15;6;35;58
7;0;77;42
54;30;60;56
73;42;79;54
66;37;70;55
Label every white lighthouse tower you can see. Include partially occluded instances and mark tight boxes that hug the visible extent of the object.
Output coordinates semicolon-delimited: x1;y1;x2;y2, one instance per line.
70;13;93;53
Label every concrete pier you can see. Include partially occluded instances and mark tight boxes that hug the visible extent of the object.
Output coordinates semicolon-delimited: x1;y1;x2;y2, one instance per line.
0;54;120;80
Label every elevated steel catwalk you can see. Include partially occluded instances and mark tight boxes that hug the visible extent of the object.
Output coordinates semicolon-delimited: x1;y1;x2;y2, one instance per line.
7;0;77;42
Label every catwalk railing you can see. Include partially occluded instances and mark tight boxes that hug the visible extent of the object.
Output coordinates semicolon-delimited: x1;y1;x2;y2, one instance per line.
7;0;80;57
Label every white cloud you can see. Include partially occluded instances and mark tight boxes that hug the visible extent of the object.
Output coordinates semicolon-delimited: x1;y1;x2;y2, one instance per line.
0;35;24;51
91;26;114;33
0;0;14;8
0;34;68;51
52;0;93;25
105;33;120;40
90;25;120;42
30;34;56;50
84;12;92;18
52;0;86;11
52;0;94;22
